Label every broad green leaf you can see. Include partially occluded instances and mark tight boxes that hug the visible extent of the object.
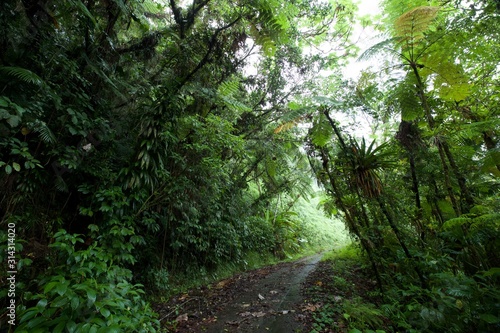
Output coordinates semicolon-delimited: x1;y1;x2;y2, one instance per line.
53;321;66;333
51;295;70;307
36;299;48;311
87;289;97;305
99;307;111;317
71;296;80;310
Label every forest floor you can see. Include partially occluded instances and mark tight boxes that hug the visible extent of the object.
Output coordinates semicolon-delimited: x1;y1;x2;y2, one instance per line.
154;249;384;333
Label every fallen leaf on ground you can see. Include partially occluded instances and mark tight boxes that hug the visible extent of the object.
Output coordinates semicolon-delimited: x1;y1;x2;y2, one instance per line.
302;303;321;312
216;280;229;289
175;313;188;322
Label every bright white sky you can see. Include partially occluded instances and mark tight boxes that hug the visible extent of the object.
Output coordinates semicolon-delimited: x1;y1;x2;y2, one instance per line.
343;0;382;79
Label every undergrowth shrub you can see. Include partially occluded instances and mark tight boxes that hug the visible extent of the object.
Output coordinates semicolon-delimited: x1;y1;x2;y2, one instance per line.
381;270;500;333
15;230;160;332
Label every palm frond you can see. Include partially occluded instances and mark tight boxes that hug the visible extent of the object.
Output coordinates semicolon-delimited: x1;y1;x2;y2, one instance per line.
70;0;97;27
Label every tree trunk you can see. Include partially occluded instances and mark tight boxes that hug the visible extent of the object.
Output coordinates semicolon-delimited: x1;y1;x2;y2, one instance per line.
436;140;461;216
376;196;428;289
410;64;464;216
442;142;474;212
319;148;384;292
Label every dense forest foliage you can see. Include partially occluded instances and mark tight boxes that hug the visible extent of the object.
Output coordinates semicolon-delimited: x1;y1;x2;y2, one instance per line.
0;0;498;332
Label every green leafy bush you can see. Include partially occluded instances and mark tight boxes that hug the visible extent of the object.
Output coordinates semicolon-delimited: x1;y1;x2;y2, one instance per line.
16;230;160;332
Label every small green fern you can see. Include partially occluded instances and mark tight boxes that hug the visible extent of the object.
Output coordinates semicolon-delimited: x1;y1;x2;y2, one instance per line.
30;120;56;144
0;66;43;86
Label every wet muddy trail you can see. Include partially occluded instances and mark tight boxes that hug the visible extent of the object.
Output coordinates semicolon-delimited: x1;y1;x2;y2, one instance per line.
156;254;323;333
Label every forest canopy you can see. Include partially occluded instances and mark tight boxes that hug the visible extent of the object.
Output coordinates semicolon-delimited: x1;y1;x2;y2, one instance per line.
0;0;499;332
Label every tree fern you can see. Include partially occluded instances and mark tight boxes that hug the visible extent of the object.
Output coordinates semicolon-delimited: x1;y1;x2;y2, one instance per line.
470;213;500;232
139;0;161;14
386;77;422;121
394;6;440;52
451;120;499;142
0;66;43;86
219;95;251;113
247;0;290;56
481;148;500;177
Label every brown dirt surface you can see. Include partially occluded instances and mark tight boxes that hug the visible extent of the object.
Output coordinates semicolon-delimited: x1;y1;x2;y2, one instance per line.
154;254;324;333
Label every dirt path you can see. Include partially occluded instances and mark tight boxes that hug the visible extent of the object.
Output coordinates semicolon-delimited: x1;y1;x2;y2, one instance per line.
157;254;323;333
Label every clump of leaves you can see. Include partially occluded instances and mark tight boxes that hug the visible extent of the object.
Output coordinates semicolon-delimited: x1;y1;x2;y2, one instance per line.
16;230;160;332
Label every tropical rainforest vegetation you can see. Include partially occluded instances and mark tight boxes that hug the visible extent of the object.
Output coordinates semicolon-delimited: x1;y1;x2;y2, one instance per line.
0;0;498;332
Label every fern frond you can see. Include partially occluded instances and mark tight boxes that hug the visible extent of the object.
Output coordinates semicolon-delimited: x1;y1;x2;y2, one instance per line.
357;36;400;62
55;175;69;192
431;62;471;101
395;6;440;51
141;0;161;13
274;117;302;134
30;120;56;144
451;120;499;143
309;113;333;147
217;79;240;98
274;115;309;134
480;148;500;177
470;213;500;232
442;217;472;231
219;95;251;113
273;105;312;134
247;0;289;56
399;86;422;121
387;76;422;121
0;66;43;86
